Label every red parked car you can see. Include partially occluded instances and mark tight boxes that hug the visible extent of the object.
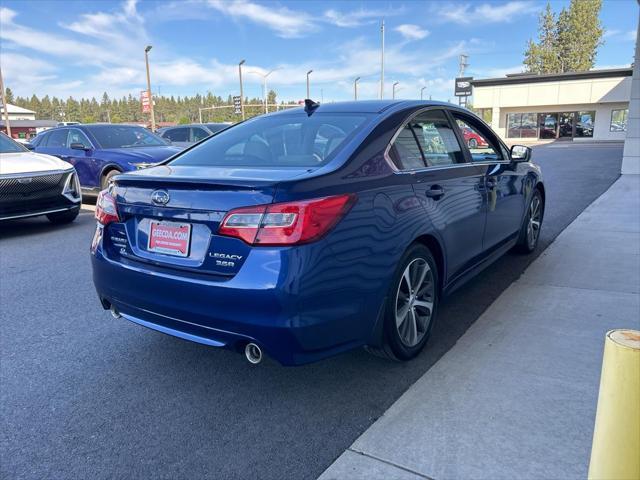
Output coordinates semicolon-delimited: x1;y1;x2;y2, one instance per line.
462;127;488;148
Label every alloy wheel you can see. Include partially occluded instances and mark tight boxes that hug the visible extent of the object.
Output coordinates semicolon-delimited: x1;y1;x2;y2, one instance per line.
527;194;542;248
395;258;435;347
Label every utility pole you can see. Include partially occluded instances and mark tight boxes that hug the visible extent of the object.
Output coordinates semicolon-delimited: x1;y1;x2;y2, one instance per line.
0;67;11;137
144;45;156;131
380;19;385;99
420;86;427;100
354;77;361;100
238;59;246;120
392;81;399;99
458;53;469;107
306;70;313;98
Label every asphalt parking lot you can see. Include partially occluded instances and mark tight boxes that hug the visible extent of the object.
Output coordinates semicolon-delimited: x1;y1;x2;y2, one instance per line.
0;143;624;480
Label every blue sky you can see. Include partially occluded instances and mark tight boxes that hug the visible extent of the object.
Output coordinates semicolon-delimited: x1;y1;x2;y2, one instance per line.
0;0;637;103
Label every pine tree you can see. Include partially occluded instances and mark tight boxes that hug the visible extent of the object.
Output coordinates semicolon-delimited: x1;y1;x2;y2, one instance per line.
523;0;603;74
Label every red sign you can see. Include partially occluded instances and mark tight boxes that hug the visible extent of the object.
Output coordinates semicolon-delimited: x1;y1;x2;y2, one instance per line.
148;221;191;257
141;90;151;113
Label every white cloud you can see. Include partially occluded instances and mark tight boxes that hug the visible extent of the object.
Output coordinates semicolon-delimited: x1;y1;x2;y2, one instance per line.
436;1;540;24
395;24;429;41
206;0;315;38
323;7;397;28
603;28;637;42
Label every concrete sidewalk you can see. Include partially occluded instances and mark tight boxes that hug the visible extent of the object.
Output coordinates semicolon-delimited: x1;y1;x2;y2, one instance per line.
320;174;640;480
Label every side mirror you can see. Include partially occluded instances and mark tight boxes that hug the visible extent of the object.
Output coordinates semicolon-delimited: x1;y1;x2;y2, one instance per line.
70;143;90;151
24;142;35;151
510;145;532;163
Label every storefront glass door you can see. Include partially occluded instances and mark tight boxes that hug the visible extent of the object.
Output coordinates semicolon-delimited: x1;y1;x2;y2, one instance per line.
559;112;574;138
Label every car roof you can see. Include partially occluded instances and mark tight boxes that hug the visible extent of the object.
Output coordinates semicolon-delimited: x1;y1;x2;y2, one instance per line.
267;100;461;116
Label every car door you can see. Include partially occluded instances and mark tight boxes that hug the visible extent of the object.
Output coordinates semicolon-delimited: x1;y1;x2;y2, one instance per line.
66;128;98;188
35;128;70;162
451;112;527;252
388;108;487;282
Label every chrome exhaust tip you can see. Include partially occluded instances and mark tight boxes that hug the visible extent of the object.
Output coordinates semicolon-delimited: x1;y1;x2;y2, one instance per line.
110;306;122;319
244;343;263;364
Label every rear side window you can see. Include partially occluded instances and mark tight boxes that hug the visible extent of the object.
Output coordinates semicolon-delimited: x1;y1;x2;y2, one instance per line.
389;109;465;170
45;129;69;148
169;113;370;168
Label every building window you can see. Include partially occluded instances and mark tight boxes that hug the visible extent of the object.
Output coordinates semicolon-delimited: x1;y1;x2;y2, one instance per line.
610;109;628;132
575;111;595;137
472;108;493;125
507;113;537;138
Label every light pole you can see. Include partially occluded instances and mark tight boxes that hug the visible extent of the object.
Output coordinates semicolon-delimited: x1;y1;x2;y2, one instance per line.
392;81;399;99
420;86;427;100
249;68;281;114
0;66;11;137
306;70;313;99
144;45;156;131
238;59;246;120
354;77;361;100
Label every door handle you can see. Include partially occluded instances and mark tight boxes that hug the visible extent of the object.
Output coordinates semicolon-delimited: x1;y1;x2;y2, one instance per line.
425;185;445;199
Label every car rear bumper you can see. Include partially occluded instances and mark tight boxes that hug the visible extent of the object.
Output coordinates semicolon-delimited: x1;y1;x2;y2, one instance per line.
91;229;377;365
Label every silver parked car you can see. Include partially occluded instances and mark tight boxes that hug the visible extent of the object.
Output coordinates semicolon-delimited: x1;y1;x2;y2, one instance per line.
157;123;231;148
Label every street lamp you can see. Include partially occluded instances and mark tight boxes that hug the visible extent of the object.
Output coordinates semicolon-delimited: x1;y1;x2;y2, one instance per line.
249;68;282;114
238;59;246;120
306;69;313;99
354;77;361;100
420;86;427;100
392;81;399;99
144;45;156;131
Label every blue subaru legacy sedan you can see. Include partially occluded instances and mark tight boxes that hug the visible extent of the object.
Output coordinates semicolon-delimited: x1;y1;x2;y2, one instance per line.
31;124;181;193
91;100;545;365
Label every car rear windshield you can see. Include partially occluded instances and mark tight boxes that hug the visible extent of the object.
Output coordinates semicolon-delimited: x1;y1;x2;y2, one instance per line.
0;134;27;153
169;113;371;167
87;125;167;149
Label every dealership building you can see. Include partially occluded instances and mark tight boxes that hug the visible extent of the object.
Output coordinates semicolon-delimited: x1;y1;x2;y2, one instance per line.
470;68;632;142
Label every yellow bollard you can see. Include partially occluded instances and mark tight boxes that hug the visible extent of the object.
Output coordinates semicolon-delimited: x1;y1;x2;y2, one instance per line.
588;329;640;480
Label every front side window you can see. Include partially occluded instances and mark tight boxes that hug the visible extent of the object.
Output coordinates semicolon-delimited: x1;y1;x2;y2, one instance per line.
169;113;370;168
46;129;69;148
388;109;464;170
87;126;166;148
67;129;92;149
610;109;628;132
191;127;210;142
454;117;503;162
164;127;189;143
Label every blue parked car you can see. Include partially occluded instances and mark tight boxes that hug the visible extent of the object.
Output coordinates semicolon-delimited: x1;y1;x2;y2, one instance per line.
30;124;181;193
91;100;545;365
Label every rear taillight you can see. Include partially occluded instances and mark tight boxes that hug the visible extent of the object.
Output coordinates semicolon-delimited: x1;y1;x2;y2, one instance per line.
95;190;120;225
218;194;356;246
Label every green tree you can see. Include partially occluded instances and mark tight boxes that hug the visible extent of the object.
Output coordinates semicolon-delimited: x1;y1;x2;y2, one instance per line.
4;87;14;103
523;0;603;74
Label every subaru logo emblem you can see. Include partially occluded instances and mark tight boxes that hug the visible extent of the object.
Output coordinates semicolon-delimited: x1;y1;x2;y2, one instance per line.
151;189;170;205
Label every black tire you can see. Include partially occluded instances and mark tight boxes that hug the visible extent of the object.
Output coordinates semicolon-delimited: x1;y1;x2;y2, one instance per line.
101;169;120;190
47;206;80;224
514;188;544;253
370;243;439;361
468;138;478;148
